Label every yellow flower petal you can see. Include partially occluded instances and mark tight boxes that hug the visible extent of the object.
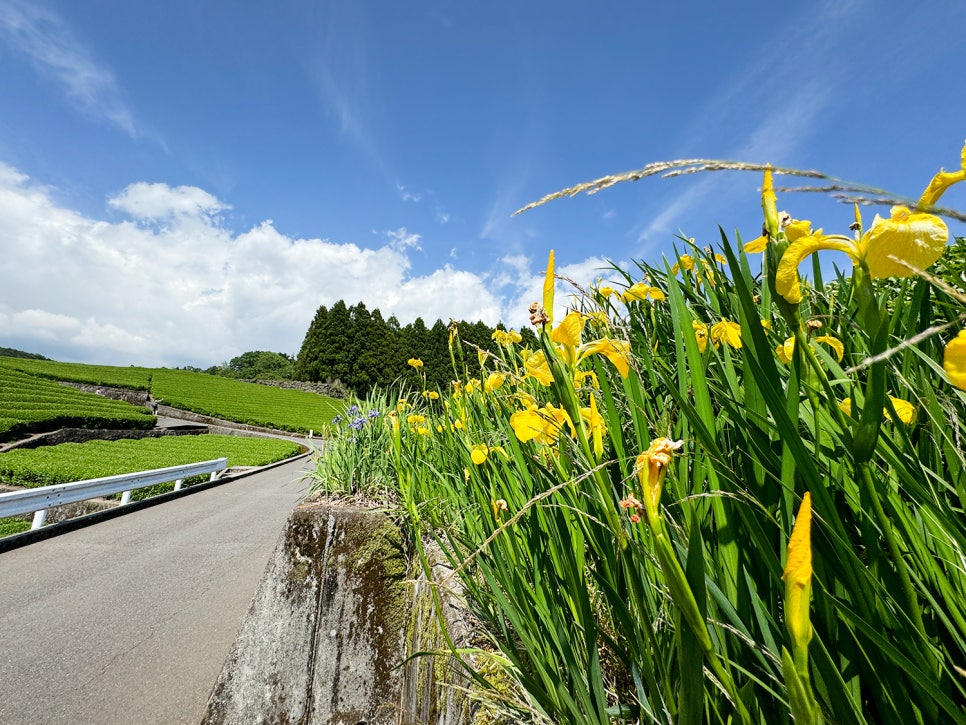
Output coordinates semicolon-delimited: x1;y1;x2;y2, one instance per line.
785;219;813;242
944;330;966;391
860;206;948;279
484;372;507;394
542;250;555;327
710;319;742;349
917;141;966;208
814;334;844;362
579;338;631;377
783;492;813;653
471;444;488;465
776;337;795;364
693;321;709;353
776;234;858;304
551;311;584;348
886;396;917;425
672;254;695;275
744;235;768;253
521;349;553;386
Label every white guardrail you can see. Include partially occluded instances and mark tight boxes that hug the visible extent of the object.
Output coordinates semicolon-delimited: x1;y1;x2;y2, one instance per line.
0;458;228;530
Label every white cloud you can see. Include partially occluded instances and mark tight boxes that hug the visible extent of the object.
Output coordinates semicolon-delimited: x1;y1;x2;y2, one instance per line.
383;226;422;252
108;182;230;221
0;165;634;367
1;164;599;366
0;0;136;136
397;184;422;203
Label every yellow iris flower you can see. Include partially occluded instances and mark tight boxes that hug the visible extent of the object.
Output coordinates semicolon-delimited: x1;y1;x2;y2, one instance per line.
471;443;508;465
839;396;917;424
710;319;742;349
491;328;523;347
621;282;666;303
776;206;949;303
693;321;710;353
776;334;844;364
509;403;574;445
671;255;695;275
521;348;553;386
407;357;424;369
944;330;966;390
550;311;631;376
484;372;507;393
774;143;966;304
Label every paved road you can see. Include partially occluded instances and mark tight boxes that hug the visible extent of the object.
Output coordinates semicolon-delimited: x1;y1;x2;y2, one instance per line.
0;455;311;725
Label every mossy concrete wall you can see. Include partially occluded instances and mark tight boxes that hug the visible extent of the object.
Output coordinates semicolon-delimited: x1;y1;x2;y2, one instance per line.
202;504;481;725
201;504;410;725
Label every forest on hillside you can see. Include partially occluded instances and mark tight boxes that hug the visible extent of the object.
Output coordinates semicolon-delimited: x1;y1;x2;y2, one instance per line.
293;300;537;398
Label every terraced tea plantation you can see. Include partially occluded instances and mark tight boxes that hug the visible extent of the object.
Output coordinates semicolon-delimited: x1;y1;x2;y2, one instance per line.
0;435;302;488
0;357;153;389
0;357;345;435
0;365;155;443
152;369;343;433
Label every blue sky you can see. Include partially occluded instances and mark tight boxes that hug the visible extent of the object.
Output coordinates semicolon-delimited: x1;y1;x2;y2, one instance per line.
1;0;964;367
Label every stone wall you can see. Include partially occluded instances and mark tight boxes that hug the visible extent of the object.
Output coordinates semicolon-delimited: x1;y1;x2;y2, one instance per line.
60;382;151;406
253;378;350;399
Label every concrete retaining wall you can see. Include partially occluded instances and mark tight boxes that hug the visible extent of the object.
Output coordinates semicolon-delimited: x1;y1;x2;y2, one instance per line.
201;504;478;725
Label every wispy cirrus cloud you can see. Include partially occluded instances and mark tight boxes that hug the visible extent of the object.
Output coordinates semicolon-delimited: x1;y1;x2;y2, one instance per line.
634;2;858;248
0;0;137;136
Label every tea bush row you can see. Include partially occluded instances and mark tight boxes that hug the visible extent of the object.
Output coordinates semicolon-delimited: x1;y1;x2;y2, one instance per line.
0;357;153;390
152;369;343;433
0;366;154;442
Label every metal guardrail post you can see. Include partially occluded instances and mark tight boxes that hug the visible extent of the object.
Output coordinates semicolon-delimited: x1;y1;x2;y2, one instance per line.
31;509;47;530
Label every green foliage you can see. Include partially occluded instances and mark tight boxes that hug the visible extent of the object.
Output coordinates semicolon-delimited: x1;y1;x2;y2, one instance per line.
303;391;398;500
0;434;301;493
0;365;155;442
0;517;31;537
314;227;966;722
0;347;48;360
152;369;343;433
205;350;294;380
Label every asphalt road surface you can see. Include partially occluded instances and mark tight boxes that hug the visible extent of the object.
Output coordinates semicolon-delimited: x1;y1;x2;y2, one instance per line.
0;455;311;725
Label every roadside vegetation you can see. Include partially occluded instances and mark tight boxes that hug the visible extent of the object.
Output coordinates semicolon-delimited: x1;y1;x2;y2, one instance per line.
311;147;966;722
0;434;303;535
0;434;302;490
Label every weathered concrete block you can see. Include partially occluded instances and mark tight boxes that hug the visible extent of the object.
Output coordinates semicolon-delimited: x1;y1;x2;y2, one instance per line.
202;504;408;725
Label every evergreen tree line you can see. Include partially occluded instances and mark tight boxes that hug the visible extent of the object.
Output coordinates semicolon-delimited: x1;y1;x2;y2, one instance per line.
293;300;537;398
